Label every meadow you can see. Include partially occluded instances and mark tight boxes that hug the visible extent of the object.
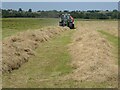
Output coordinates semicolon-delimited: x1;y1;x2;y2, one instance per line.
2;18;118;88
2;18;59;38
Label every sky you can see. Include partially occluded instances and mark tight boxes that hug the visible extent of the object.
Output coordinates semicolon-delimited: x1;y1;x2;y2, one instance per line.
2;0;120;2
2;2;118;11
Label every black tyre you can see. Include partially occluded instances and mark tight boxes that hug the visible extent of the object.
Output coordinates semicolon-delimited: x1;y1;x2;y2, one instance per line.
59;22;63;26
69;23;74;29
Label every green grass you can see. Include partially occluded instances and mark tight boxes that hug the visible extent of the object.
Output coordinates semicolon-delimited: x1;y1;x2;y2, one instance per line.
98;30;118;47
75;19;118;21
3;30;75;88
2;18;59;38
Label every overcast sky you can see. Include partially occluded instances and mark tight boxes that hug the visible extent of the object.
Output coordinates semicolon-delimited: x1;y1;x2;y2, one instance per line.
2;2;118;11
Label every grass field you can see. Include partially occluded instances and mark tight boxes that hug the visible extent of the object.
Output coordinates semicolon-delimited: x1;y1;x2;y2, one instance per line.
2;18;118;88
3;30;75;88
3;18;112;38
2;18;59;38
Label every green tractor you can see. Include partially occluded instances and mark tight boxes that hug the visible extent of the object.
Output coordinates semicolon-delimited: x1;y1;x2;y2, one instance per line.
59;14;75;29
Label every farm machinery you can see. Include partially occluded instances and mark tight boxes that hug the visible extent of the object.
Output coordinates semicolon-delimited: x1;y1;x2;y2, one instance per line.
59;14;75;29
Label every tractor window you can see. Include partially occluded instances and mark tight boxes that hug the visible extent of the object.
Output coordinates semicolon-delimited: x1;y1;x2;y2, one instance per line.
60;14;71;20
67;15;70;19
65;15;68;19
64;15;66;19
61;15;64;19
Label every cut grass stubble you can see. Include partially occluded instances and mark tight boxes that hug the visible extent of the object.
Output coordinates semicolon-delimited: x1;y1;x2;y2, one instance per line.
3;30;75;88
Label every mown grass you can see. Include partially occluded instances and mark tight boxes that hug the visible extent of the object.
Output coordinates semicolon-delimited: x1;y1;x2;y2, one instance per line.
2;18;59;38
98;30;119;65
3;30;75;88
98;30;118;47
3;28;113;88
2;20;118;88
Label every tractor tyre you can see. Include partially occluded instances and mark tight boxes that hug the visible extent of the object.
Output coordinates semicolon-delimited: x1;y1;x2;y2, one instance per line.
69;23;74;29
59;22;63;26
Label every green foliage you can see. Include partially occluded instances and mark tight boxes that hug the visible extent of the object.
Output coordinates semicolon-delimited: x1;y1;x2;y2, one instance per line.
2;9;119;19
28;9;32;12
18;8;22;12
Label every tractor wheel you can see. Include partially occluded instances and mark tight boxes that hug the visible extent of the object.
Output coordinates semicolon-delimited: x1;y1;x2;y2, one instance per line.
69;23;74;29
59;22;63;26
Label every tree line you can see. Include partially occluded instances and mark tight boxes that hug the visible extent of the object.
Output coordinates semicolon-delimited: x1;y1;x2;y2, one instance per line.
2;8;119;19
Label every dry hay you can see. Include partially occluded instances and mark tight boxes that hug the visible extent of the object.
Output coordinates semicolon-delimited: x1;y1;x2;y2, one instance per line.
68;23;118;87
2;26;69;73
75;21;118;37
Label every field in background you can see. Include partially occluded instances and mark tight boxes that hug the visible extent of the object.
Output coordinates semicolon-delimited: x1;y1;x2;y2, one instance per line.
2;18;59;38
3;18;118;38
3;18;117;38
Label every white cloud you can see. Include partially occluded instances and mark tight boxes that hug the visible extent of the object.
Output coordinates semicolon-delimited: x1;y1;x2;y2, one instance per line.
2;0;120;2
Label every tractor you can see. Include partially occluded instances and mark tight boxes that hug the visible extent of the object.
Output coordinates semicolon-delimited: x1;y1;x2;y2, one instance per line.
59;14;75;29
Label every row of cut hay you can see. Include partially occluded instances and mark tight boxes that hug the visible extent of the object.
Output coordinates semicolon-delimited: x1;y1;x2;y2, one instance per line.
68;25;118;87
2;26;69;73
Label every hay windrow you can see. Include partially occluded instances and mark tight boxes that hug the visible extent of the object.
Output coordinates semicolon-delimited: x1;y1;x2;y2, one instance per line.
67;22;118;87
2;26;69;73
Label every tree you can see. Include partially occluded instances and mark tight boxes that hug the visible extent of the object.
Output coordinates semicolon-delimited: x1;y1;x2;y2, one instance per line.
113;9;118;12
2;9;119;19
64;10;69;13
18;8;22;12
28;9;32;12
106;10;109;12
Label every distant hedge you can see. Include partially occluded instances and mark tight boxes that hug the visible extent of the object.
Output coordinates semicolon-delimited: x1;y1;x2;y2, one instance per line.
1;8;119;19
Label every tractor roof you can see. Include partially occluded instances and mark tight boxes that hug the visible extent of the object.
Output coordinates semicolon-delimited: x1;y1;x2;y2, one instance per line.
62;13;70;16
